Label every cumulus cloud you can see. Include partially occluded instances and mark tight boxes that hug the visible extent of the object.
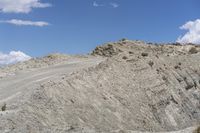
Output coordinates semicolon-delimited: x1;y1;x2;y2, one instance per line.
0;0;51;13
0;19;49;27
0;51;31;65
177;19;200;44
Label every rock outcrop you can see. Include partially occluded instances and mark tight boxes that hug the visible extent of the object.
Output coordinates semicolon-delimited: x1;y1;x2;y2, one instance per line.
1;40;200;133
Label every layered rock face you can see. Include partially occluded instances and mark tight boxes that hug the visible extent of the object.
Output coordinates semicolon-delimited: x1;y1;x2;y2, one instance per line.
1;40;200;133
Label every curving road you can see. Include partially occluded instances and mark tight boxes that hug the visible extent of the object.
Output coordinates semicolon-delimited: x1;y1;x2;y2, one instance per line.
0;57;104;104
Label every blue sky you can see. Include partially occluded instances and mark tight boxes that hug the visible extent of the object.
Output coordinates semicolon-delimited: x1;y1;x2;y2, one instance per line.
0;0;200;58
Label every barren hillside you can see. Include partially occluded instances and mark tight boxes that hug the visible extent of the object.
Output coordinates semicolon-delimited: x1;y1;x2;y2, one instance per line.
1;40;200;133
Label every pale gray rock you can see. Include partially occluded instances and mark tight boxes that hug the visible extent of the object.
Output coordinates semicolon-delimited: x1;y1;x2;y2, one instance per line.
0;40;200;133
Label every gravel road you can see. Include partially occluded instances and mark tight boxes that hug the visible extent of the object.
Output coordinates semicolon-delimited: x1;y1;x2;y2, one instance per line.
0;57;104;105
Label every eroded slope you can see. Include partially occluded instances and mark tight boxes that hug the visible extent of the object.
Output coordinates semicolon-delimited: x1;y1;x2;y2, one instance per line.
1;40;200;133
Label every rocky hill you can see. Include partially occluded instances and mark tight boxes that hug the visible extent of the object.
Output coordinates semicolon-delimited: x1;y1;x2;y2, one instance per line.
1;40;200;133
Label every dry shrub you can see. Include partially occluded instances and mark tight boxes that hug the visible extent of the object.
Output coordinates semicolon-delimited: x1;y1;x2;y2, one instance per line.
193;126;200;133
189;47;198;54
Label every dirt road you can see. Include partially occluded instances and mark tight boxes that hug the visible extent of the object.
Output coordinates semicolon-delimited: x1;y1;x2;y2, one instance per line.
0;57;104;104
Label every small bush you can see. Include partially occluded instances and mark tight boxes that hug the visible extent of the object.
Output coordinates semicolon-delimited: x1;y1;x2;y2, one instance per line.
193;126;200;133
148;61;154;67
173;42;182;46
162;76;168;81
120;38;127;42
141;53;148;57
174;65;181;69
147;42;153;45
189;47;198;54
1;103;6;111
155;55;159;58
122;56;128;60
129;51;134;54
185;84;194;90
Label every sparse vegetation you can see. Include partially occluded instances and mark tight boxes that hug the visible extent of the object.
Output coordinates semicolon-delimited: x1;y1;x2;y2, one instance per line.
120;38;127;42
148;60;154;67
156;69;160;74
141;52;148;57
67;126;75;131
1;103;6;111
147;42;153;45
185;83;194;90
92;43;122;57
174;65;181;69
162;76;167;81
129;51;134;54
193;126;200;133
173;42;182;46
122;56;128;60
155;55;159;58
189;47;198;54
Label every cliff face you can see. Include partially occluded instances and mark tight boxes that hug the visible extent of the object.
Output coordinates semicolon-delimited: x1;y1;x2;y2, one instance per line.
1;40;200;133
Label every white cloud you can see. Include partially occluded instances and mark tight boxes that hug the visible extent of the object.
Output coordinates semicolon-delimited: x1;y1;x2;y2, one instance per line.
93;1;119;8
0;19;49;27
110;3;119;8
93;1;104;7
0;0;51;13
0;51;31;65
177;19;200;44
